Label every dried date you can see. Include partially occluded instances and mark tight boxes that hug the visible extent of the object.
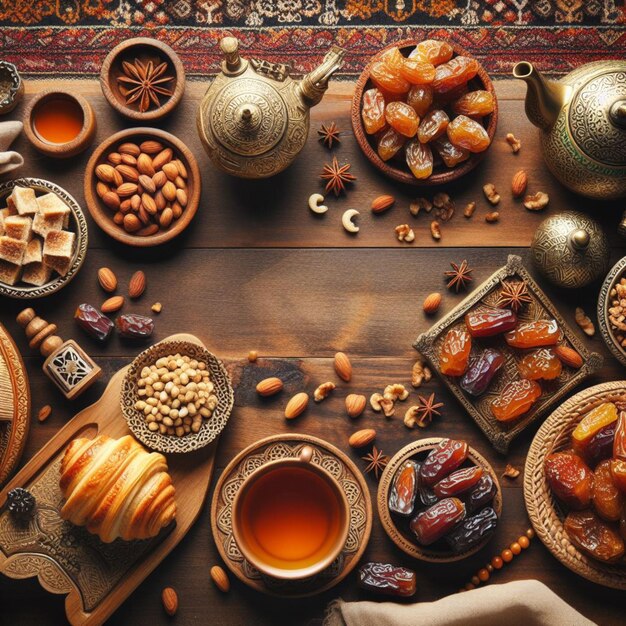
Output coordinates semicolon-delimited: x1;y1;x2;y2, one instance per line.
116;313;154;339
445;506;498;553
410;497;466;545
583;421;616;467
389;460;419;516
420;439;468;487
593;459;623;522
465;306;517;338
433;465;483;499
564;510;624;563
460;348;504;397
74;304;114;342
545;452;593;509
464;474;496;514
358;562;417;597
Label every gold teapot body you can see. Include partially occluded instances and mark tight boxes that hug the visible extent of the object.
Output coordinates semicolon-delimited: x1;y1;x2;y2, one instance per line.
197;37;344;179
513;60;626;200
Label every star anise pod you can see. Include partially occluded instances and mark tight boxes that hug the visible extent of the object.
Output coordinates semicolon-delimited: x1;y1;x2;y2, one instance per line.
496;279;532;312
362;446;389;479
118;58;174;113
444;259;473;292
320;156;356;196
415;392;444;427
317;122;341;149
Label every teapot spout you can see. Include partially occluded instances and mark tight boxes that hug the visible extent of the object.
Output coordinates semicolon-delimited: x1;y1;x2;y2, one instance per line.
513;61;571;131
298;46;346;107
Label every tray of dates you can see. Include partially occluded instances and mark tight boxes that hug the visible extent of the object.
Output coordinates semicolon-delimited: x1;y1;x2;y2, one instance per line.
525;381;626;589
415;255;603;454
378;437;502;562
351;38;497;186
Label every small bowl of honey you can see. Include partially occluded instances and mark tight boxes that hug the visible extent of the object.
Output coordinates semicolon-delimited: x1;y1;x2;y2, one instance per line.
23;90;96;158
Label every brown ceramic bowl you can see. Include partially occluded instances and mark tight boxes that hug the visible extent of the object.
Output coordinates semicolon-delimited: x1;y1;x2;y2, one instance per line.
100;37;185;121
84;127;201;247
23;90;96;158
378;438;502;562
351;39;498;186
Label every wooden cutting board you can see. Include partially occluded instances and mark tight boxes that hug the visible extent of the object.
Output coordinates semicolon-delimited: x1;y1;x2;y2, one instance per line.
0;334;221;626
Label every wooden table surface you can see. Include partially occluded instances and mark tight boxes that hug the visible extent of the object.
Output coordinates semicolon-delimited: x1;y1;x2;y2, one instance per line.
1;77;625;626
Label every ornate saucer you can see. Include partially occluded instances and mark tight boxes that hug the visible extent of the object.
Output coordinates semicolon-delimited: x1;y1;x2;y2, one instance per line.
211;433;372;597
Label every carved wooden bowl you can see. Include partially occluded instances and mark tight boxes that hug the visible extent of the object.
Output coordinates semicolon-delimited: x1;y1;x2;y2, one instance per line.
84;127;201;247
524;381;626;589
597;256;626;367
351;39;498;186
378;437;502;563
100;37;185;121
0;178;88;299
121;339;234;454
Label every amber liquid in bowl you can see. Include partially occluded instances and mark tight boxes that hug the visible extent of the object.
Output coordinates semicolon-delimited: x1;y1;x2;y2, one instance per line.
33;97;84;144
239;466;343;571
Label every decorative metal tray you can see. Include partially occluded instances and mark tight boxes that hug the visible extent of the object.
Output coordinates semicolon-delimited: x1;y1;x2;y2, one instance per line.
414;255;603;454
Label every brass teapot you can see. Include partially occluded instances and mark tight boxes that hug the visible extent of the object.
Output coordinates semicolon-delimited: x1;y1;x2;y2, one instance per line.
513;60;626;200
197;37;345;179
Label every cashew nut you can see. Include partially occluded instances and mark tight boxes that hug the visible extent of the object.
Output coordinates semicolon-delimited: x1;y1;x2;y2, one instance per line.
342;209;360;234
308;193;328;214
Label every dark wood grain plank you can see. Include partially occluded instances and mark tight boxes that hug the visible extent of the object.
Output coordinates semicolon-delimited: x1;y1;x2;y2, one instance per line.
3;80;623;250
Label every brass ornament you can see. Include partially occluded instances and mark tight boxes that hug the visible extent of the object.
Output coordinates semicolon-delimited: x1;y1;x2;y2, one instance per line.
514;60;626;200
530;210;610;289
197;37;345;179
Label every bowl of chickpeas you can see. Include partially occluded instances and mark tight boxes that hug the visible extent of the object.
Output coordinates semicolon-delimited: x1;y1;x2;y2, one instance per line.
351;39;498;186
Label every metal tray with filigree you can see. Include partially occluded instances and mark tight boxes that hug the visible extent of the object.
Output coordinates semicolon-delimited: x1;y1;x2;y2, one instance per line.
414;255;603;454
210;434;372;597
0;178;88;299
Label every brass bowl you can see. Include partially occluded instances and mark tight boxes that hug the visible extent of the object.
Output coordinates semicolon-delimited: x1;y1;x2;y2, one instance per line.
524;381;626;589
351;39;498;186
0;178;88;299
597;256;626;367
120;340;234;454
100;37;185;121
0;61;23;115
84;127;201;247
378;437;502;563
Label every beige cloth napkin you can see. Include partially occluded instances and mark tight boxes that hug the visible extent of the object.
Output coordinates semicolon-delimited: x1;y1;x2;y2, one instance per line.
324;580;596;626
0;120;23;175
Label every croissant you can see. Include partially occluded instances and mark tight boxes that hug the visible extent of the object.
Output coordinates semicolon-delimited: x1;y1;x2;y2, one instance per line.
59;434;176;543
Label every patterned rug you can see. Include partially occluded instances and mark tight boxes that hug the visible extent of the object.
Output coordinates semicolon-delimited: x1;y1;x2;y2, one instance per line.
0;1;624;77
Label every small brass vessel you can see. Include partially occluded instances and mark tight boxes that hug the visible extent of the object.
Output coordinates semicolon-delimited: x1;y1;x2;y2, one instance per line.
197;37;345;179
513;60;626;200
531;210;610;289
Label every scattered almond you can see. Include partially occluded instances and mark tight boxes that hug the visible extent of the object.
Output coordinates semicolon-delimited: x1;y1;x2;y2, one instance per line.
575;306;595;336
348;428;376;448
485;211;500;223
505;132;521;153
284;392;309;419
210;565;230;593
554;345;583;369
247;350;258;363
483;183;500;205
334;352;352;382
345;393;366;418
463;201;476;218
502;464;520;479
38;405;52;423
151;302;163;314
511;170;528;197
161;587;178;616
256;377;283;397
371;194;395;214
129;270;146;299
97;267;117;293
314;381;336;402
423;292;442;314
101;295;124;313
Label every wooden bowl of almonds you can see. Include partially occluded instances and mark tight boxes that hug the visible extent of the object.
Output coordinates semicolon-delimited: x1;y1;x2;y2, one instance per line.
84;127;201;247
597;256;626;367
121;340;234;454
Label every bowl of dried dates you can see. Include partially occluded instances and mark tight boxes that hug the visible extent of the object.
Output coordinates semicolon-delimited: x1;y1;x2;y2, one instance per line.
378;437;502;562
597;257;626;368
84;127;201;247
351;39;497;186
525;382;626;589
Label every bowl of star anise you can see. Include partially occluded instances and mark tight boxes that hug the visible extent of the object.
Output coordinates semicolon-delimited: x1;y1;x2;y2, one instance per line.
351;39;497;186
100;37;185;121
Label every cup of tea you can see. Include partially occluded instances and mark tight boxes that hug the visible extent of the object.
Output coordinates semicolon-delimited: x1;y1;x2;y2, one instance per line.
231;444;350;580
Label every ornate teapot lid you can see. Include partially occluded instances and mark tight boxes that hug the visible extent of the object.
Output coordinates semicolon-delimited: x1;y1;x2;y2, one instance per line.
567;66;626;167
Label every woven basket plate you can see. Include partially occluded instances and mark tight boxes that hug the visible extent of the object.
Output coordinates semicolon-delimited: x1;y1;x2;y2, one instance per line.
0;178;88;299
524;381;626;589
378;437;502;562
121;340;234;454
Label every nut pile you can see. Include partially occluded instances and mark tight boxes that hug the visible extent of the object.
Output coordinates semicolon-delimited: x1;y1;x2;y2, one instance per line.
135;353;217;437
94;139;188;237
608;276;626;347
